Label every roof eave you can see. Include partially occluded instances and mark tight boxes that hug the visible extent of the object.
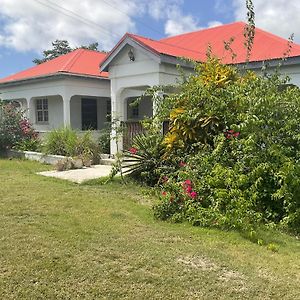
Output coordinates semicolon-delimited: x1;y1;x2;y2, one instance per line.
0;72;109;87
160;54;196;68
232;55;300;69
159;53;300;70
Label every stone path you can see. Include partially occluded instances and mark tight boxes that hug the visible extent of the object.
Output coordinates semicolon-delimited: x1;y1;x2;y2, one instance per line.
38;164;114;183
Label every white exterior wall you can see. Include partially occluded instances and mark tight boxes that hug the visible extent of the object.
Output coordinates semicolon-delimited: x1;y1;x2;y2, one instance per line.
31;95;64;132
108;44;190;153
0;76;110;132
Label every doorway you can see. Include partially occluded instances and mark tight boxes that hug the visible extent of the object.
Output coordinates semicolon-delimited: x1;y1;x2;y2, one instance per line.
81;98;97;130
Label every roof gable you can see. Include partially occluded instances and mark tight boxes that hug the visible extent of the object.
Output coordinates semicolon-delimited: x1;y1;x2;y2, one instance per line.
0;49;109;84
100;34;162;71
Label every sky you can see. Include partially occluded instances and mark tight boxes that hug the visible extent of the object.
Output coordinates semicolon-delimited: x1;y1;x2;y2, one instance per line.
0;0;300;78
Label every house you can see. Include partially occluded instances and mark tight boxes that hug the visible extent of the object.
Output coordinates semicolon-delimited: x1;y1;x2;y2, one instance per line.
0;49;111;136
2;21;300;154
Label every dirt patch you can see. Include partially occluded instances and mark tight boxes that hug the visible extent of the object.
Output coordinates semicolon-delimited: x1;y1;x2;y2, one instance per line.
177;256;218;271
218;269;245;282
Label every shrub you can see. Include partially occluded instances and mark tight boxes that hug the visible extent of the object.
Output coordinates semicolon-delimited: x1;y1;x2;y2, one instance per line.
98;125;111;154
43;127;78;156
43;127;101;163
131;59;300;233
0;101;39;151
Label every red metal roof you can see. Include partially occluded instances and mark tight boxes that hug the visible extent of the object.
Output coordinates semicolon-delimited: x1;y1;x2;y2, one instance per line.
3;22;300;84
0;49;108;84
126;22;300;64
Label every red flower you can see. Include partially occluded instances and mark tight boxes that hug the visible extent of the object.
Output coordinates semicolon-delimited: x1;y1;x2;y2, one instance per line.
162;191;167;197
190;191;198;199
224;129;240;139
129;147;138;155
184;179;192;186
185;185;192;193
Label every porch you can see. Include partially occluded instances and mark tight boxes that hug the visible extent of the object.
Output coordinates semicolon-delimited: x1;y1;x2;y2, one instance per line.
6;95;111;135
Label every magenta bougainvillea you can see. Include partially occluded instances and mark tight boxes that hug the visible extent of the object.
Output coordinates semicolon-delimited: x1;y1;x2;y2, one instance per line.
0;102;39;151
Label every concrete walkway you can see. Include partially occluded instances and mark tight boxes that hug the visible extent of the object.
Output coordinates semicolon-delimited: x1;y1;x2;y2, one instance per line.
38;165;114;183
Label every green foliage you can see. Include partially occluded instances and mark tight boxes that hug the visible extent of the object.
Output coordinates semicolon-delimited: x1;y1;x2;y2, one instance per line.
43;127;101;161
98;125;111;154
0;101;39;151
43;127;77;156
129;58;300;233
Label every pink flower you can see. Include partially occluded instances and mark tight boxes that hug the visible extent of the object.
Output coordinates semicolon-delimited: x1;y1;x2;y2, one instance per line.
162;176;169;183
162;191;167;197
179;161;186;167
233;132;240;137
190;191;198;199
129;147;138;155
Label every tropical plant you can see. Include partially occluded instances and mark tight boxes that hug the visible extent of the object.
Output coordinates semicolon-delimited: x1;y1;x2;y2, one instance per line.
43;127;101;162
122;133;172;186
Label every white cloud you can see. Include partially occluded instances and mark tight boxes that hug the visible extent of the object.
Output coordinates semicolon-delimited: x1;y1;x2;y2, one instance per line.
232;0;300;42
164;9;199;36
0;0;138;52
0;0;226;53
207;21;223;28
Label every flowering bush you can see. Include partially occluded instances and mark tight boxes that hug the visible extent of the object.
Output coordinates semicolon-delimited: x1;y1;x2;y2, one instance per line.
0;101;39;151
126;59;300;233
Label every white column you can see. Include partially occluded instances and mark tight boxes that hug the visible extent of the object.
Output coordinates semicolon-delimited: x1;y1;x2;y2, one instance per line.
28;97;35;124
110;87;124;155
25;98;30;119
153;90;164;116
63;97;71;127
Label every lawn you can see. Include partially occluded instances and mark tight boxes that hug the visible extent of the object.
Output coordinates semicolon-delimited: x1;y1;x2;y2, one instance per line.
0;159;299;299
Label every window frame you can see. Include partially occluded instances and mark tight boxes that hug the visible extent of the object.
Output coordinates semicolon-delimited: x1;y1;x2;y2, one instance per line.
36;98;49;124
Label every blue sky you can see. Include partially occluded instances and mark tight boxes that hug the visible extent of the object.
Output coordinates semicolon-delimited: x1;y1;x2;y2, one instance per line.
0;0;299;78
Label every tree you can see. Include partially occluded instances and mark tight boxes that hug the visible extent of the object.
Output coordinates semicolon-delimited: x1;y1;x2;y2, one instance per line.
33;40;99;64
77;42;99;51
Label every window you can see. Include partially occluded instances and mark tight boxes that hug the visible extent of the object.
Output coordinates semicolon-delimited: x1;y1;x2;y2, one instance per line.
36;98;48;123
132;105;139;118
81;98;97;130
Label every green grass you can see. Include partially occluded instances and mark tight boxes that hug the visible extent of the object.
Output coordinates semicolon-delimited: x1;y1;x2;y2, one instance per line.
0;159;299;299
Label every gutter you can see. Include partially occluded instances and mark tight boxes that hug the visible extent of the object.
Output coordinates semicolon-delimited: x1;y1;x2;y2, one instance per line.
0;72;109;88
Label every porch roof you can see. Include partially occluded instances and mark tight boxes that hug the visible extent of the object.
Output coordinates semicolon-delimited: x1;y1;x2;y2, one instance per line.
0;49;109;84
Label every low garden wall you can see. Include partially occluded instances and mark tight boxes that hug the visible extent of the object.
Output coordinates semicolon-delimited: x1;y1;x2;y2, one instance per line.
7;149;112;166
7;149;67;165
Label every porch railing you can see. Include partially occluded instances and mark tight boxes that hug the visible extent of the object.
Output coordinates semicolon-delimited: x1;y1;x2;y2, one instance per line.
122;121;146;150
